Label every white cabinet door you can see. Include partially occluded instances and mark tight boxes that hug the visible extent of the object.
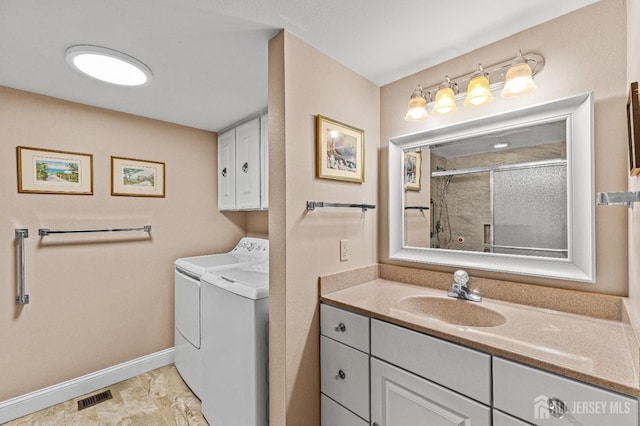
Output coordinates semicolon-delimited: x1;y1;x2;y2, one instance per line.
217;129;236;210
370;358;490;426
260;113;269;209
235;117;261;209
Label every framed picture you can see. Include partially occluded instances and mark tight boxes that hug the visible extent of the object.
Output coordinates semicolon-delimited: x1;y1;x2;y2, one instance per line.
17;146;93;195
111;156;165;197
404;150;422;191
316;115;364;183
628;81;640;176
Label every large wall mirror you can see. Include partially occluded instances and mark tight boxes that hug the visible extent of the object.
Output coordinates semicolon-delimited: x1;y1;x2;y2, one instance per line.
388;93;595;282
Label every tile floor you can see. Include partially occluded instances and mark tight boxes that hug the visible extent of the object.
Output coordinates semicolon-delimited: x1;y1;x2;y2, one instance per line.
5;365;208;425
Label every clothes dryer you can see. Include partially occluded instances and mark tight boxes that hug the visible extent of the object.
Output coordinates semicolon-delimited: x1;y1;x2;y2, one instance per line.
200;261;269;426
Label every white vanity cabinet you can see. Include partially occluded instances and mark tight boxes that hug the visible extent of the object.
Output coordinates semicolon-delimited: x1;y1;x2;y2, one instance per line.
320;302;640;426
320;304;370;425
217;114;268;211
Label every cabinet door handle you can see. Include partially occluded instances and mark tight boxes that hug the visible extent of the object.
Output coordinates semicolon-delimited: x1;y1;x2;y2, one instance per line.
548;396;568;418
242;162;249;173
334;370;346;380
221;167;227;177
334;322;346;333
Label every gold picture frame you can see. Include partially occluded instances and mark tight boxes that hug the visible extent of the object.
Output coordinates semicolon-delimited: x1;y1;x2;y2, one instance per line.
628;81;640;176
17;146;93;195
404;151;422;191
111;156;165;197
316;115;364;183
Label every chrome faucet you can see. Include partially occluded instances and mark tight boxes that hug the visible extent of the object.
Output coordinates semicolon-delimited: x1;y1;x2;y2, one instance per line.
447;270;482;302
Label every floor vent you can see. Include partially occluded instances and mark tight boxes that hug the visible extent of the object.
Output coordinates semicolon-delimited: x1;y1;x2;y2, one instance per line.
77;390;113;411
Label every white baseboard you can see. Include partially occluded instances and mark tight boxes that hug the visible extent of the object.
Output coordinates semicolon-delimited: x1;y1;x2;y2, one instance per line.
0;348;174;424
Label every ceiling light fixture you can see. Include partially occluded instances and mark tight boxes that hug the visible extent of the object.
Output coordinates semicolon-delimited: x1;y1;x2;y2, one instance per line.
404;51;544;121
491;142;510;149
65;45;152;87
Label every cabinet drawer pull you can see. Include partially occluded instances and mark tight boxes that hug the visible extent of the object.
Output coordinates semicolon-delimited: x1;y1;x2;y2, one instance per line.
334;369;346;380
548;396;568;418
221;167;227;177
242;162;249;173
334;322;346;333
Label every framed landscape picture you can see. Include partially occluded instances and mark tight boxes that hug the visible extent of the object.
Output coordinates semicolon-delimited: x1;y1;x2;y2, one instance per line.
111;156;165;197
404;150;422;191
316;115;364;183
17;146;93;195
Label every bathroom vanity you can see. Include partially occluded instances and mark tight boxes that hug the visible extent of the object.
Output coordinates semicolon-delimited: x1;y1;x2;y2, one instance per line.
319;265;640;426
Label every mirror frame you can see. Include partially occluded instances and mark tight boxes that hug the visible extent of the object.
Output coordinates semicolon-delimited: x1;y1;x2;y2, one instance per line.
389;92;595;282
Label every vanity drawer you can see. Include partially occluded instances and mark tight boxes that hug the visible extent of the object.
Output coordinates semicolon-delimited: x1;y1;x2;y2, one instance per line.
321;394;368;426
371;319;491;404
320;335;369;420
493;357;638;426
320;303;369;352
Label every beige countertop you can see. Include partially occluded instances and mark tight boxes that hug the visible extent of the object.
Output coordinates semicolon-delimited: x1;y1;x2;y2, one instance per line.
319;265;640;398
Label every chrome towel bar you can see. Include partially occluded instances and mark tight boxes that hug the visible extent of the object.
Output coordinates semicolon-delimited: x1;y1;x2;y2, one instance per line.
38;225;152;236
15;229;29;305
306;201;376;212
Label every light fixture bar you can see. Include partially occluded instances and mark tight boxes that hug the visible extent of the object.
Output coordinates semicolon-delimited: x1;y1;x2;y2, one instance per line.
417;52;544;107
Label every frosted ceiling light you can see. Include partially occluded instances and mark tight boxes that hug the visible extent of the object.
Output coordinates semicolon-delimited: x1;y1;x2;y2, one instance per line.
66;45;152;86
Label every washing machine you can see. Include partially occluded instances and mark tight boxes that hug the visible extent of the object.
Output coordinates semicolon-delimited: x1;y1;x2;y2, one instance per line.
200;261;269;426
174;237;268;398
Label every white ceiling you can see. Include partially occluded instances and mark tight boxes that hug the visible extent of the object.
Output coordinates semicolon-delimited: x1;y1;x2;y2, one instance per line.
0;0;599;132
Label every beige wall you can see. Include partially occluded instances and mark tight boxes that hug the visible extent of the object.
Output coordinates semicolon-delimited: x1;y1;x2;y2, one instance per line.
380;0;630;295
628;0;640;310
0;86;247;401
268;31;379;425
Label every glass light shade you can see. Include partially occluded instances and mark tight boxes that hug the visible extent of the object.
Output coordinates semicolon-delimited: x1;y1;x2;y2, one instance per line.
66;45;152;86
404;93;428;121
501;61;537;97
432;87;458;115
464;75;493;106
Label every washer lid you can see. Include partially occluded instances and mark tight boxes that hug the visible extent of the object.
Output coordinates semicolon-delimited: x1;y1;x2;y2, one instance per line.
202;263;269;300
175;253;251;277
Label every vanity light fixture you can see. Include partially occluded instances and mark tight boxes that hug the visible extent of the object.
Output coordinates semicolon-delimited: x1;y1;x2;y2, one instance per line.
432;77;458;115
463;65;493;107
404;51;544;121
65;45;152;87
404;85;430;121
502;50;537;97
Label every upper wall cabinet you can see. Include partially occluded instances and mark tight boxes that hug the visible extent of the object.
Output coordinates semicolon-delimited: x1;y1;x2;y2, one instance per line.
218;114;268;211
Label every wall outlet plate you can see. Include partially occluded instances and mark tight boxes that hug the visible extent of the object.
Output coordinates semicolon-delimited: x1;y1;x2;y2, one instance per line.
340;239;349;261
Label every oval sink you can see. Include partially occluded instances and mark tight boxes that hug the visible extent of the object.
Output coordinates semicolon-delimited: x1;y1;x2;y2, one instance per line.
396;296;507;328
